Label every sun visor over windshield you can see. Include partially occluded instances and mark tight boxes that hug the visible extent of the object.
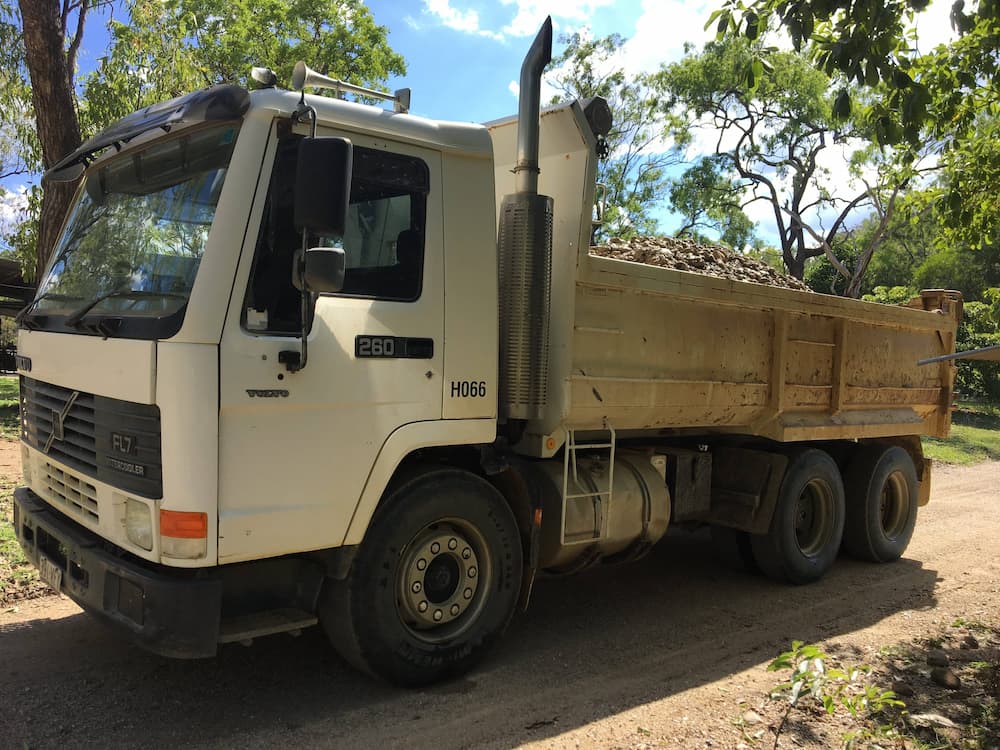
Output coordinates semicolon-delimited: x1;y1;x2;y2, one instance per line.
44;84;250;183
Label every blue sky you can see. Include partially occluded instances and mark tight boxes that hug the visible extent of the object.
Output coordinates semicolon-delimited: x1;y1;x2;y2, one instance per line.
0;0;719;234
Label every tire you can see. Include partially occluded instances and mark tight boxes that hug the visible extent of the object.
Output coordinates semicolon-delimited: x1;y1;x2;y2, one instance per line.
319;469;522;687
751;449;845;584
710;525;759;574
842;445;918;563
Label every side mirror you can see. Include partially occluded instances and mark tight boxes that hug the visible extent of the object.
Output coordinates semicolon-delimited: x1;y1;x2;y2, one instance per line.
302;247;345;293
294;137;353;238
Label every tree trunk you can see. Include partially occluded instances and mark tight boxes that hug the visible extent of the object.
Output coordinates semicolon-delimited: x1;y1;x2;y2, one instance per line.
19;0;83;281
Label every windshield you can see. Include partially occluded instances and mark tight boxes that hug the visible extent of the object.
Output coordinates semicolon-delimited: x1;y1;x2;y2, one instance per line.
28;123;239;338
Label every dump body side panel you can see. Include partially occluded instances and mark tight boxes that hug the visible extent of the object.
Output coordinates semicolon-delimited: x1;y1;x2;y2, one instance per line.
565;257;959;442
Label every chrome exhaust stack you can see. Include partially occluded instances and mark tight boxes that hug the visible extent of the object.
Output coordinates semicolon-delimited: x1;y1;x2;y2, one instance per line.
498;16;553;422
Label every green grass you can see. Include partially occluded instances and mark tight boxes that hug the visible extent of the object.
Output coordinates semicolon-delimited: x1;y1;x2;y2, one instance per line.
0;478;41;605
0;375;19;440
923;406;1000;465
0;375;38;603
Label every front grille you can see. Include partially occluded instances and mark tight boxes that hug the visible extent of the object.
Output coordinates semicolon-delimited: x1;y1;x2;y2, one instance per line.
41;462;99;523
21;377;163;498
20;379;97;471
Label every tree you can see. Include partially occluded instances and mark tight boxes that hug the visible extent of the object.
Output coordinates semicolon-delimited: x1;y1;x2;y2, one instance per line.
660;38;918;284
1;0;404;281
546;32;684;241
82;0;405;129
806;189;1000;301
669;155;757;250
712;0;1000;248
14;0;89;281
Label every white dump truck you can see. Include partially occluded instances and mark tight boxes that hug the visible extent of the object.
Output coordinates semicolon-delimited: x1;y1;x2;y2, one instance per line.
13;19;961;685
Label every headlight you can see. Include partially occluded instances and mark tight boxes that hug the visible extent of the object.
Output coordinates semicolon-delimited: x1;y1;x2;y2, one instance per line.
125;498;153;550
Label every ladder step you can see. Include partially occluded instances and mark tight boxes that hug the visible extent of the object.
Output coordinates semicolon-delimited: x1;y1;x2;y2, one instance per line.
218;608;318;643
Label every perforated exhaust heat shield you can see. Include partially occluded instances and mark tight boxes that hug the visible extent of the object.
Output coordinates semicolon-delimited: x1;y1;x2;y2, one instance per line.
498;192;553;421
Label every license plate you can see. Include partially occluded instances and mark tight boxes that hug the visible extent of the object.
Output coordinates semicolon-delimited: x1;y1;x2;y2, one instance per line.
38;555;63;594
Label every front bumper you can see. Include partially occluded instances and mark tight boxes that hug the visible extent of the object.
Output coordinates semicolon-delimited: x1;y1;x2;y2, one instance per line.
13;487;222;658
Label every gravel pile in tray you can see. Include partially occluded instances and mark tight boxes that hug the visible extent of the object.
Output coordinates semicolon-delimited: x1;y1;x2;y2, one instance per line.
590;235;811;292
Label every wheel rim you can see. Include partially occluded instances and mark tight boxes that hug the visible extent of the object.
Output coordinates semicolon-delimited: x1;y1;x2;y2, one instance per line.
794;478;836;557
396;518;492;644
879;470;910;539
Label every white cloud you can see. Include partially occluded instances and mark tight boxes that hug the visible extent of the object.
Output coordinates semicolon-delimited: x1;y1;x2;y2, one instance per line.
508;80;519;98
404;15;421;31
915;0;958;52
0;184;29;224
423;0;504;41
620;0;717;75
421;0;617;42
499;0;614;37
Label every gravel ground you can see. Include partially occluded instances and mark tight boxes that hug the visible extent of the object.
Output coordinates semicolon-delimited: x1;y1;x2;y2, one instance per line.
591;236;812;291
2;452;998;750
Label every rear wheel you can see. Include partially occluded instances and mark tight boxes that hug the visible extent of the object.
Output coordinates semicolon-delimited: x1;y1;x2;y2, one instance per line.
751;449;845;584
842;445;918;562
319;469;522;686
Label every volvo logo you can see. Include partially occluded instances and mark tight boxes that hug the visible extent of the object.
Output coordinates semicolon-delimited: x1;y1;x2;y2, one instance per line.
44;391;79;454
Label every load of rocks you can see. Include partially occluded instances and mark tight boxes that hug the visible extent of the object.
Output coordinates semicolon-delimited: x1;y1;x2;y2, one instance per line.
590;235;811;292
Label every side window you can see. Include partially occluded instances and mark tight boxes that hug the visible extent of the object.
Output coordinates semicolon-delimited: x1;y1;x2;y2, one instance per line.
243;136;430;334
339;147;429;301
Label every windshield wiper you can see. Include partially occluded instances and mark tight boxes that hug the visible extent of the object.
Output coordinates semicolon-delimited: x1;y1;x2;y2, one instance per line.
16;291;84;326
64;290;188;327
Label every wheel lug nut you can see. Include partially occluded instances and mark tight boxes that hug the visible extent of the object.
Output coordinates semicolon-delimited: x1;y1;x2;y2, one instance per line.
433;609;443;622
448;538;458;550
416;558;426;571
412;581;422;593
463;588;472;599
430;542;440;554
418;601;428;612
462;547;471;559
468;566;477;578
451;604;460;615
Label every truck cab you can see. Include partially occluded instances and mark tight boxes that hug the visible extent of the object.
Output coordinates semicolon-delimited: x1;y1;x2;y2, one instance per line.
14;82;506;663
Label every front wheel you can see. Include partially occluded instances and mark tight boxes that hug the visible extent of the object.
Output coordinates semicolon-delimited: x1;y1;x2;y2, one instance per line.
319;469;522;686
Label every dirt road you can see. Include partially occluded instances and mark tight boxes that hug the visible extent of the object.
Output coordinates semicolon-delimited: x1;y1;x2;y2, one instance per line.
2;461;997;750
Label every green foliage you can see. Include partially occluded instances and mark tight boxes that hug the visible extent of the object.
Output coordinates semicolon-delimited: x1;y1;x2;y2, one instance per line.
670;155;757;251
955;298;1000;403
935;117;1000;249
767;641;906;749
0;374;18;439
0;184;40;282
861;285;916;306
0;0;404;280
804;242;859;295
549;32;683;241
82;0;405;130
714;0;1000;250
660;37;910;281
0;1;37;181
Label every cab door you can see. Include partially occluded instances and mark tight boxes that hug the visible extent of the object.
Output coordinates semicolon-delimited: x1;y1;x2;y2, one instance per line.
217;125;444;563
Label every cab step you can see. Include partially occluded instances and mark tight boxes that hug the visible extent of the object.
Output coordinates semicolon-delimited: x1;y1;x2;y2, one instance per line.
219;608;318;646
